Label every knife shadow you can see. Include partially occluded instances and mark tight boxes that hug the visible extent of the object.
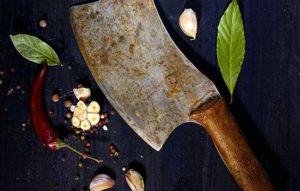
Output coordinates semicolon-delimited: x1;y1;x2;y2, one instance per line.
92;166;116;180
230;98;286;190
128;161;147;184
154;1;286;189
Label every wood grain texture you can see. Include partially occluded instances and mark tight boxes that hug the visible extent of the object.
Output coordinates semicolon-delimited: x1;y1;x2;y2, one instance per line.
0;0;299;191
191;97;274;191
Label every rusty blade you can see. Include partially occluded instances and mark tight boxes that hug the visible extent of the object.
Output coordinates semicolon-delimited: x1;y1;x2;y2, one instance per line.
70;0;219;151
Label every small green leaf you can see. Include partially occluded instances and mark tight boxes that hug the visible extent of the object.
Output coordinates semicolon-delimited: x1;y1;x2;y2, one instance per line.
10;34;61;66
217;0;245;101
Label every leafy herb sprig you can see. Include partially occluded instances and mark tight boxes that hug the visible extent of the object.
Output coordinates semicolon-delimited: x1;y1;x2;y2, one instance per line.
10;34;61;66
217;0;245;103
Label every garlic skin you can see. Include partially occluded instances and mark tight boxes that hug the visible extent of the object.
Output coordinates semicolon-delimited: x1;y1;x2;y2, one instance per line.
73;87;91;101
125;170;145;191
90;174;115;191
179;8;198;40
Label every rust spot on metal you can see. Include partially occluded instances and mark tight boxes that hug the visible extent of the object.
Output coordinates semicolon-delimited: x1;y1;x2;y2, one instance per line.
129;44;134;54
119;35;125;43
102;36;110;42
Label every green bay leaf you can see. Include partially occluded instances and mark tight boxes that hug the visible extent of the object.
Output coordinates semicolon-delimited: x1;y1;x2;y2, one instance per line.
217;0;245;101
10;34;61;66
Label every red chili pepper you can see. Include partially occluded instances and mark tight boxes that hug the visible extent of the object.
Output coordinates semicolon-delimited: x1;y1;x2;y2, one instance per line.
30;64;58;150
30;64;102;163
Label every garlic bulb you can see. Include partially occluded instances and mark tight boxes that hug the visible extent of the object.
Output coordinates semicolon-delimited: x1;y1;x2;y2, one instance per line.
71;100;101;131
89;174;115;191
179;8;198;40
125;169;144;191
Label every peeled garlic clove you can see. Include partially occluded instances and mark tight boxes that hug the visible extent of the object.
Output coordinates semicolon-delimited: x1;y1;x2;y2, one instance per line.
78;110;87;121
77;100;87;110
80;119;91;131
73;107;84;117
125;169;144;191
90;174;115;191
73;87;91;101
179;8;197;39
71;116;81;128
87;101;101;113
87;113;100;126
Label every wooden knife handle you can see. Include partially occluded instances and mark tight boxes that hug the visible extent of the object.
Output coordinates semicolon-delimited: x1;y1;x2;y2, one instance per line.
190;97;274;191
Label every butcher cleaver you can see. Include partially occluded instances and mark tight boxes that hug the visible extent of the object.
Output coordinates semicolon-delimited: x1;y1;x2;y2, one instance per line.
69;0;274;190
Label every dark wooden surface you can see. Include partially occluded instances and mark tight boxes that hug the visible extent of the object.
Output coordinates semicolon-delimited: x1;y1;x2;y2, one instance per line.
0;0;299;190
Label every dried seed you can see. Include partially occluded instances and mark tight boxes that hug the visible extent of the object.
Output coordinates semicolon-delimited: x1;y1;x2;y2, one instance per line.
7;88;14;96
75;173;80;181
64;99;73;108
48;109;54;116
39;19;47;28
85;142;91;147
21;121;27;127
113;152;119;157
90;128;95;134
16;84;21;90
78;161;83;168
51;93;60;102
111;148;116;154
109;144;115;150
65;112;72;119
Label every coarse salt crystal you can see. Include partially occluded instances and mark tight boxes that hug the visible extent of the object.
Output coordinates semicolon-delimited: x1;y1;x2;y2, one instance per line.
70;105;76;112
102;125;108;131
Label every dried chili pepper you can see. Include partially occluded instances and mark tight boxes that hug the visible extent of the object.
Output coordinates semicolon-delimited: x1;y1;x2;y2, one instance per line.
30;64;102;163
